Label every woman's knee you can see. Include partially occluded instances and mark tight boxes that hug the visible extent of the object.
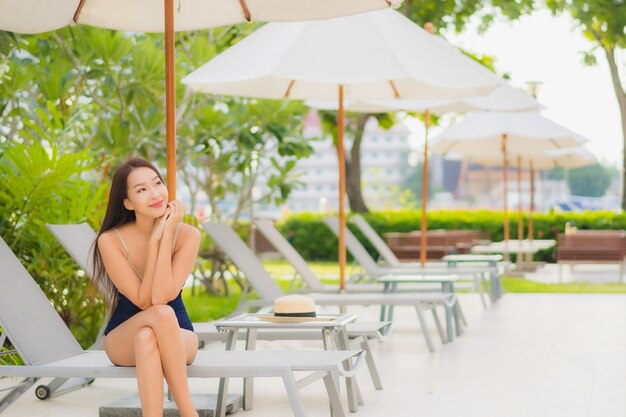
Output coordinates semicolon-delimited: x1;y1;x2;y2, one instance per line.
185;333;199;365
147;304;178;326
134;327;158;354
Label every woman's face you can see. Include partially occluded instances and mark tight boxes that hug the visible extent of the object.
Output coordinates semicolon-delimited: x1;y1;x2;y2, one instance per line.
123;167;169;218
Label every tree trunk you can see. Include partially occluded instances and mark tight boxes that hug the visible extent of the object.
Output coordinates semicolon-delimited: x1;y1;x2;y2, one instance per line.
603;46;626;209
345;114;370;213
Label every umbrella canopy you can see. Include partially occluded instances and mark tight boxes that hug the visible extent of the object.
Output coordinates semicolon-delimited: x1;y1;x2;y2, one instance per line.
432;110;588;243
182;8;501;288
469;146;596;170
306;82;541;113
431;111;587;155
1;0;401;198
0;0;401;33
183;9;501;100
469;146;595;243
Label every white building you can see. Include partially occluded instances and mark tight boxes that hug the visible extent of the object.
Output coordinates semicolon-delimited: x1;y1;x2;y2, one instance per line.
285;111;412;213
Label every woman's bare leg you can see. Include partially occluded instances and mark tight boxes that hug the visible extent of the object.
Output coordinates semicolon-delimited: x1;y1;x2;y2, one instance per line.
104;305;199;417
134;328;164;416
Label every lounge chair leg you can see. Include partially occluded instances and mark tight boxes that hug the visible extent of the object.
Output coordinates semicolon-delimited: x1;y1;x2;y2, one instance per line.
485;272;496;303
0;377;38;414
217;330;239;417
43;377;95;400
243;329;258;410
492;272;504;300
444;301;454;343
430;306;447;344
334;331;359;412
476;273;488;307
359;338;383;390
457;301;468;327
415;303;436;352
453;301;463;337
356;379;364;406
281;370;308;417
323;372;346;417
215;377;231;417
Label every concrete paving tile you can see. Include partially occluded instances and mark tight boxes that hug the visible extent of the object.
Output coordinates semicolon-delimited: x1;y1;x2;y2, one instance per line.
4;294;626;417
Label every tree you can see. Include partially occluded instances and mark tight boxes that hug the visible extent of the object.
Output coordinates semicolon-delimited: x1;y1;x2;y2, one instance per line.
402;161;435;201
0;26;313;220
402;0;535;33
0;31;16;85
545;0;626;208
317;110;395;213
178;97;312;222
567;163;613;197
0;137;107;350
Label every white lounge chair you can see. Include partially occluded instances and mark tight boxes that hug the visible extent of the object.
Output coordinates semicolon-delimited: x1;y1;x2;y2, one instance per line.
202;221;458;352
325;216;495;307
46;223;389;394
351;214;505;301
255;218;463;294
0;236;365;417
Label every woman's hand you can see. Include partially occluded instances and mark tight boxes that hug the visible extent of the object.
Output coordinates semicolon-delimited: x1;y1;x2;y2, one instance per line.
150;208;171;244
163;200;185;237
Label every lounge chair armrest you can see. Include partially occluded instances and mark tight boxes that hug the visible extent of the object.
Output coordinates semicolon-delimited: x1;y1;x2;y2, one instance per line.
336;350;366;378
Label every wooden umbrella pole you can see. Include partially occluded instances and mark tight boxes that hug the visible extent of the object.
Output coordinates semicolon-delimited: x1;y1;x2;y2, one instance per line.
501;134;509;243
529;161;535;242
337;85;347;290
517;155;523;241
165;0;177;199
420;110;430;267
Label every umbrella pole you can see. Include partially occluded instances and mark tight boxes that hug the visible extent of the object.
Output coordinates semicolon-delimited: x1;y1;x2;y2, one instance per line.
337;86;347;290
529;161;535;242
501;134;509;244
517;156;523;241
165;0;177;199
420;110;430;267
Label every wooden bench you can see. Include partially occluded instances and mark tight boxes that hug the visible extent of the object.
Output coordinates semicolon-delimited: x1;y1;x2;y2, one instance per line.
556;230;626;282
383;230;489;261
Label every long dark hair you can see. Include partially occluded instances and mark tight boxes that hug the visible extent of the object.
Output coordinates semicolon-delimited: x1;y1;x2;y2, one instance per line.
92;158;165;314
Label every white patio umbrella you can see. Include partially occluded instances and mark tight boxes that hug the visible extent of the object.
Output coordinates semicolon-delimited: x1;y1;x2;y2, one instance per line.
469;147;595;241
1;0;400;197
307;82;542;114
431;111;588;244
307;82;540;265
182;9;501;288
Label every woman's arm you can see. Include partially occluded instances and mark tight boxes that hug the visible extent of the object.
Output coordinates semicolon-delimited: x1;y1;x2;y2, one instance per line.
151;225;201;304
150;201;201;304
98;231;158;310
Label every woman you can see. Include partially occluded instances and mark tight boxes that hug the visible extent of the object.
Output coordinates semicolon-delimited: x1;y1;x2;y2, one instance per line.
92;158;201;417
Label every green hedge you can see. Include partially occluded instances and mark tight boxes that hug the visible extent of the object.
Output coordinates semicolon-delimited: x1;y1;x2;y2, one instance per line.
275;209;626;263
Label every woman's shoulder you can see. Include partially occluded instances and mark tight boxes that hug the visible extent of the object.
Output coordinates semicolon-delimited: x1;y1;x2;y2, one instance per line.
177;223;202;245
97;228;124;253
97;229;116;245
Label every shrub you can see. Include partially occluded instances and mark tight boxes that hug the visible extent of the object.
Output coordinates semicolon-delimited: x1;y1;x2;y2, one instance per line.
275;209;626;262
0;141;107;352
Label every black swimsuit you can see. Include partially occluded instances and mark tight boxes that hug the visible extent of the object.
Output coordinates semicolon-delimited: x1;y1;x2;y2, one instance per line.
103;224;194;336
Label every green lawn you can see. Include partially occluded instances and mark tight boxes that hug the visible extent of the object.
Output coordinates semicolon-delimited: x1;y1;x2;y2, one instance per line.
501;277;626;293
182;259;626;322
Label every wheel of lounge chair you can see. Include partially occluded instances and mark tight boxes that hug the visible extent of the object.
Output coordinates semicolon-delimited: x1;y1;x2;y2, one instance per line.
35;385;51;400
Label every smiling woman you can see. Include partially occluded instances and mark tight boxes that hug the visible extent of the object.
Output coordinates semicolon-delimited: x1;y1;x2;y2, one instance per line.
91;158;202;417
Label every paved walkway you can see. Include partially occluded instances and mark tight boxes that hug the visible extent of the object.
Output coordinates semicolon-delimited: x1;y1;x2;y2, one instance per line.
526;263;626;284
3;293;625;417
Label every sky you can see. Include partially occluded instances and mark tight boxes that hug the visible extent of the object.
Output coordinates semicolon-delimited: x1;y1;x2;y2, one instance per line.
407;9;624;168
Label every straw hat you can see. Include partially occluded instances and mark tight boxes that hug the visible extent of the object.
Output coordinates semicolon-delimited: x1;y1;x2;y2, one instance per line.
255;295;328;322
274;295;317;318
